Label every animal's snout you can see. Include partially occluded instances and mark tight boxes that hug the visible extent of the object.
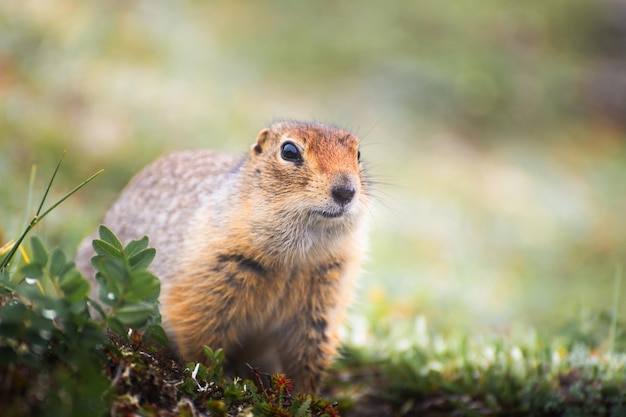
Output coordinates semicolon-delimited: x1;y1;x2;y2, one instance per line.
331;184;356;206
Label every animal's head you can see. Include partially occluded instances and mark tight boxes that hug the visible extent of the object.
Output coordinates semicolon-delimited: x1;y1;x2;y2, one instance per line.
248;121;367;226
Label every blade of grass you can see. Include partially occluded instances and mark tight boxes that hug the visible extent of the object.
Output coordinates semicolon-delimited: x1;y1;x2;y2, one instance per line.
36;151;65;216
8;165;39;274
37;168;103;220
0;155;103;271
608;263;623;356
24;165;37;229
1;153;64;271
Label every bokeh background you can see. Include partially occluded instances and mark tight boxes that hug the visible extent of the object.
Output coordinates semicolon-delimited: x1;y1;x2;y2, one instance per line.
2;0;626;340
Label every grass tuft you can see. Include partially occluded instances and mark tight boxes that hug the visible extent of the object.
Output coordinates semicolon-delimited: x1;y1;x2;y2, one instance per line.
328;317;626;416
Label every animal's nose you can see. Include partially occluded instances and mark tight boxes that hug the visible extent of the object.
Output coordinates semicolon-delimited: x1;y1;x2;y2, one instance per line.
331;184;356;205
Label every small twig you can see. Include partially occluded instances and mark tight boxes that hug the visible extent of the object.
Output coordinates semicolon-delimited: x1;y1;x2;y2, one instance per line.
110;361;125;389
246;362;272;402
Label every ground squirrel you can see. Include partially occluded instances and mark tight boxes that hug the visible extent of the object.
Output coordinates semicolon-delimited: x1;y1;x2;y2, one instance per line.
76;121;370;393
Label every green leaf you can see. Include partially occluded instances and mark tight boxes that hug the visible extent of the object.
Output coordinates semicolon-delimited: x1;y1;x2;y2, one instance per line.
203;345;216;361
206;399;227;417
30;236;49;266
291;397;312;417
90;255;103;271
97;276;117;307
215;348;225;364
87;298;107;320
29;313;57;333
94;257;127;303
21;262;44;279
0;279;19;293
92;240;121;258
125;236;149;257
124;270;160;303
33;297;68;322
68;298;88;316
49;248;67;277
61;260;77;278
113;302;154;328
129;248;156;270
96;257;127;285
98;225;123;251
59;269;90;302
107;317;127;341
0;301;29;324
145;324;168;346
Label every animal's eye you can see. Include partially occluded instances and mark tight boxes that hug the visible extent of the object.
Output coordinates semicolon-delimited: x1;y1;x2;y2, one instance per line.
357;149;361;162
281;142;302;162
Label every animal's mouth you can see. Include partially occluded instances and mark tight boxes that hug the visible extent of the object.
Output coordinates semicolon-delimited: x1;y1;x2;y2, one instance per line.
314;208;346;219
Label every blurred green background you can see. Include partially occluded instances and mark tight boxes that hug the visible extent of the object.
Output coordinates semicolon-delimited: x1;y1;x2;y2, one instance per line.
2;0;626;339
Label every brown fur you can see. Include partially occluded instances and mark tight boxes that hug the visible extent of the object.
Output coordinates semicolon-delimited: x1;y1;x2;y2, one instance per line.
76;121;369;393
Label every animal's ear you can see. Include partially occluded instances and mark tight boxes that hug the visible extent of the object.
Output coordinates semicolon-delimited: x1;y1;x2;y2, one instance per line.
250;128;270;156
